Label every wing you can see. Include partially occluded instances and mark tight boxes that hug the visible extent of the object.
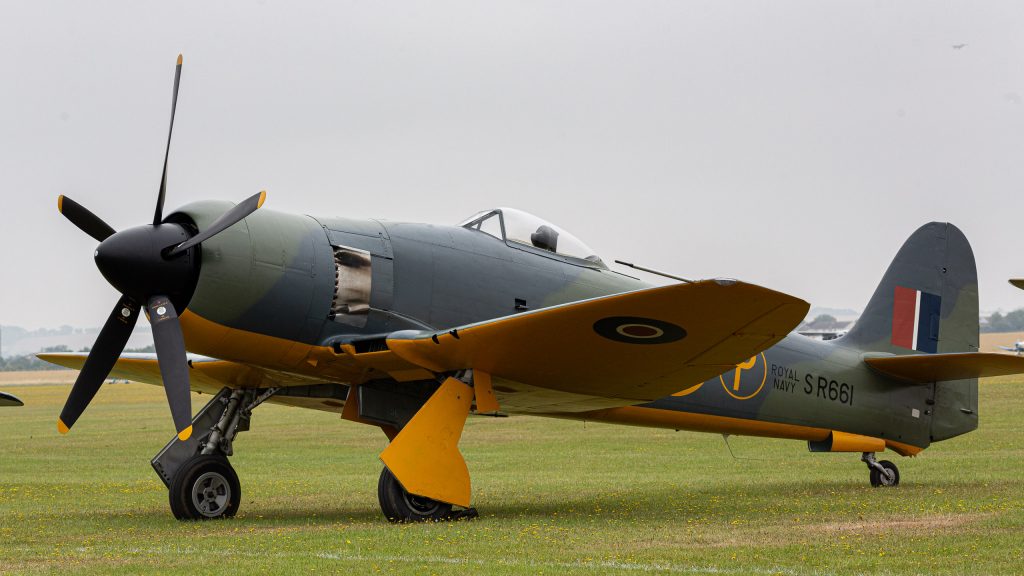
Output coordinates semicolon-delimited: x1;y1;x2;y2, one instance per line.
865;352;1024;383
383;280;808;401
40;278;805;510
997;346;1018;352
37;353;344;413
42;280;808;409
378;279;806;507
0;391;23;407
1010;279;1024;290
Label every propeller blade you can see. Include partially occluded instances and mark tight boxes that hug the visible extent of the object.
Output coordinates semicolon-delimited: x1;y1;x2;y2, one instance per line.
166;191;266;256
58;296;140;433
153;54;183;225
57;195;116;242
147;295;193;440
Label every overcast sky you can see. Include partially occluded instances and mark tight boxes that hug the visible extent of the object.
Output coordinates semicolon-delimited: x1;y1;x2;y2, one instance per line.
2;1;1023;329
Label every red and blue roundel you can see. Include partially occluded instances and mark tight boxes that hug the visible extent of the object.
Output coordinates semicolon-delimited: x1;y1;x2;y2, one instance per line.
593;316;686;344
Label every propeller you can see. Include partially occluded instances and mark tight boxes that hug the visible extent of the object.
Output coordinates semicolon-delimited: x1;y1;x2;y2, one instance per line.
154;54;183;226
56;54;267;441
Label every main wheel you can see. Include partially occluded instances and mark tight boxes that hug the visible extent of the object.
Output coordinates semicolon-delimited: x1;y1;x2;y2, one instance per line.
377;467;453;523
169;455;241;520
869;460;900;487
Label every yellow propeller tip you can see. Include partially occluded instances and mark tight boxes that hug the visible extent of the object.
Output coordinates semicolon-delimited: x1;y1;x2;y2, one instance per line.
257;190;267;209
177;54;183;65
177;426;192;442
57;419;69;434
57;195;64;213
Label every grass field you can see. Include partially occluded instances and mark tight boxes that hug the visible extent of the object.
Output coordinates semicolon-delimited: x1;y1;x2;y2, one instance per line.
1;374;1022;575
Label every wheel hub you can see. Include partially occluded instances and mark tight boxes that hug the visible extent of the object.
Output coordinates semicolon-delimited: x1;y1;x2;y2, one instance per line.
192;471;231;517
402;491;442;516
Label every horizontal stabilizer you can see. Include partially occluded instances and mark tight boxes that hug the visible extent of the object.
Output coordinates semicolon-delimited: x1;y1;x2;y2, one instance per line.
864;352;1024;383
0;391;24;407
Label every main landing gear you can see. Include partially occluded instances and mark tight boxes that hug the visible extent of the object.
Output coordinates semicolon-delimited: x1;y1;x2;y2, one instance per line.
377;467;479;523
169;454;241;519
862;452;900;487
151;381;480;523
151;387;277;520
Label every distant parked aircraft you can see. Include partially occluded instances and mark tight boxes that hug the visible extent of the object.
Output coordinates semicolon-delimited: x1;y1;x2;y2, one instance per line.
998;280;1024;354
997;341;1024;355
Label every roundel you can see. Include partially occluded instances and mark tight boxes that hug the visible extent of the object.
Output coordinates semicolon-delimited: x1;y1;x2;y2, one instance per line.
592;316;686;345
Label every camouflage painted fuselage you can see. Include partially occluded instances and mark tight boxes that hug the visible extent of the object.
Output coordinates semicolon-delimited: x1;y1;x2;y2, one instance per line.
176;201;641;346
593;336;933;453
172;202;979;456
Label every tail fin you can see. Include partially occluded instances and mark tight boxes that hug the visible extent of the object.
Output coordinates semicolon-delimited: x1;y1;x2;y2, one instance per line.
841;222;978;355
839;222;979;441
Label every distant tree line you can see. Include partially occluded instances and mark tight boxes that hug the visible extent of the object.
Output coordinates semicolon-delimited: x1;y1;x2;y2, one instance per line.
983;309;1024;333
0;345;72;371
0;343;156;372
0;355;61;371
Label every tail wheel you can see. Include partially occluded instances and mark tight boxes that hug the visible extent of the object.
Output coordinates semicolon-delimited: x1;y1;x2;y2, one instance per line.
869;460;900;487
169;455;241;520
377;467;453;523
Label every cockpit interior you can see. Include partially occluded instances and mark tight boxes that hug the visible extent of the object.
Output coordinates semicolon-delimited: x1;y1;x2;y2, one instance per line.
460;208;606;267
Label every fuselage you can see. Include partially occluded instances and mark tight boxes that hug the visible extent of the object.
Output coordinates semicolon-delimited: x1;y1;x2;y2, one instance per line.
584;333;929;455
168;203;949;456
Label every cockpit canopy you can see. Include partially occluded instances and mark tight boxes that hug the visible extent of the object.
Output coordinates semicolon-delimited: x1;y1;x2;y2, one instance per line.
459;207;605;267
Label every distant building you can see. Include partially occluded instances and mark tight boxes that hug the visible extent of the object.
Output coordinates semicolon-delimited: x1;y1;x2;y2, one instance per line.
798;319;854;341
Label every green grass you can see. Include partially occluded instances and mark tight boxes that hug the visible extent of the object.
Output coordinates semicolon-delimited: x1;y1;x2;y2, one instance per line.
1;377;1023;575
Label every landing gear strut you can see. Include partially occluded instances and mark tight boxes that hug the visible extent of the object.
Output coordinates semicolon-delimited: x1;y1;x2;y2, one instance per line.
862;452;899;487
152;387;277;520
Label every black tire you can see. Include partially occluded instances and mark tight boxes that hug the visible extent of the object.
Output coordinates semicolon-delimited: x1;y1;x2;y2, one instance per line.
869;460;900;487
169;455;241;520
377;467;453;523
